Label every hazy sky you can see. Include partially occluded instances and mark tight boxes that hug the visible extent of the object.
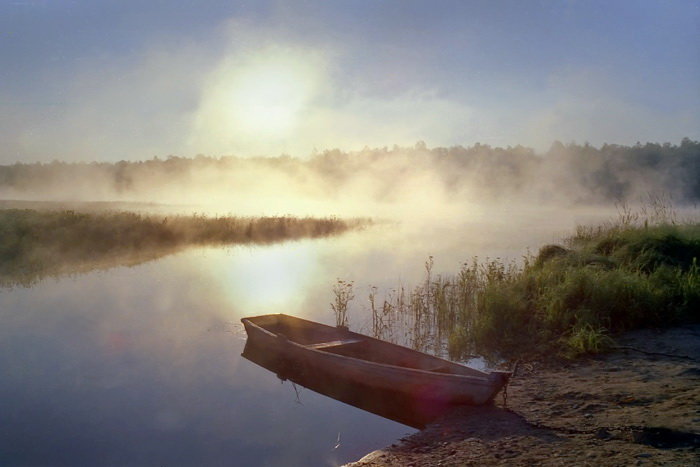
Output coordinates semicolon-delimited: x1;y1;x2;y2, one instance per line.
1;0;698;163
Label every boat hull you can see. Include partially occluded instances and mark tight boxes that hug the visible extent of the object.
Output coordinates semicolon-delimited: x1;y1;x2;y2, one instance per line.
241;314;510;428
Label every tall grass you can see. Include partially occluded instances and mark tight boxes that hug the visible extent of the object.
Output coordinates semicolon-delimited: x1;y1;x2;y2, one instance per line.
0;209;368;286
331;279;355;328
350;203;699;360
357;256;520;356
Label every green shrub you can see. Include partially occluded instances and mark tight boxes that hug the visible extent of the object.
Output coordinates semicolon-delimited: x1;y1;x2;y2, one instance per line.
565;323;614;357
472;282;534;356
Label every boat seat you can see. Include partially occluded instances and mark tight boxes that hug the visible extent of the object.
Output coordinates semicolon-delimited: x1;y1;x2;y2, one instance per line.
425;365;454;374
307;338;363;350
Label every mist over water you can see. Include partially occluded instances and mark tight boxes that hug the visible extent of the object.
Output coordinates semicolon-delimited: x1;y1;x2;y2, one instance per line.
1;140;698;220
0;195;623;465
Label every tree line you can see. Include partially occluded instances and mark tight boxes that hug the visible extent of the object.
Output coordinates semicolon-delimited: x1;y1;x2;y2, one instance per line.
1;138;698;204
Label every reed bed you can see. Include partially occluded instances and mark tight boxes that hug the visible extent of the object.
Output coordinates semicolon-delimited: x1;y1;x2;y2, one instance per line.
0;209;367;286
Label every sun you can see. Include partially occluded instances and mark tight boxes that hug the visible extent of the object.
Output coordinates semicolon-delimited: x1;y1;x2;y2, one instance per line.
192;48;322;153
227;62;311;136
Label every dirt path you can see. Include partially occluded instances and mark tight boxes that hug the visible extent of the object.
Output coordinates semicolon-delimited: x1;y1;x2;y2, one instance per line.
347;325;700;466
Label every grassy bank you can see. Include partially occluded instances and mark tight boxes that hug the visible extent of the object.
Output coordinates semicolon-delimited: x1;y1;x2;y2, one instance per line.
0;209;366;286
462;221;699;359
355;210;699;360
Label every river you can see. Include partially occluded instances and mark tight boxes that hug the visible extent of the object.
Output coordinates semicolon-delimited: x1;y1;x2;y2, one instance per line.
0;205;612;466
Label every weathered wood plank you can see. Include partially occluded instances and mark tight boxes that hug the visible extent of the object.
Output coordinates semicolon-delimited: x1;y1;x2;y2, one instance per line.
307;338;364;350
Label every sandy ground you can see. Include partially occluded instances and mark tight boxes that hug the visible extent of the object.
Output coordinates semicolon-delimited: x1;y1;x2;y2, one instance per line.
347;325;700;466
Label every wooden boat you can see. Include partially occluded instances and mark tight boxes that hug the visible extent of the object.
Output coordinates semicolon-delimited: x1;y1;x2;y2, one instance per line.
241;314;510;426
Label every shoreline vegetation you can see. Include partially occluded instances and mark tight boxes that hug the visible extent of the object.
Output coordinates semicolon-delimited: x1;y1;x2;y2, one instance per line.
341;201;699;361
0;208;368;287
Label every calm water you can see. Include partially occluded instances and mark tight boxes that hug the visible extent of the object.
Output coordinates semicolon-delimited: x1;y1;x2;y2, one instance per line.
0;207;609;466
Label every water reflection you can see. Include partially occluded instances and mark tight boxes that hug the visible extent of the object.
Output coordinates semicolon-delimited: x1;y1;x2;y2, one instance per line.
0;252;410;466
213;242;321;313
243;337;461;430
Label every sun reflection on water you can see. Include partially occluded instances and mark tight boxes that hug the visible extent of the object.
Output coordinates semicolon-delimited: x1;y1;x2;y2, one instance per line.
208;242;321;317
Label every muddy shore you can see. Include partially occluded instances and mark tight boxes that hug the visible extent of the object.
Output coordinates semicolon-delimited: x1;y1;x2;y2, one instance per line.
346;325;700;466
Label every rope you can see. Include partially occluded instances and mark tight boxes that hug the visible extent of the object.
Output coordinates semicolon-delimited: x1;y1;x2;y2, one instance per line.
501;359;520;408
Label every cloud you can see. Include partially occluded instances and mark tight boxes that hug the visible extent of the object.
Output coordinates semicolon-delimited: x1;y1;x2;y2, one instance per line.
187;44;328;156
519;67;700;149
298;91;477;152
2;14;698;164
525;96;699;149
1;39;215;163
187;27;479;157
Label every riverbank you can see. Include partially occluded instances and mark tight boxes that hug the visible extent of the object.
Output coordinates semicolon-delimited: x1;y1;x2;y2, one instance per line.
347;324;700;466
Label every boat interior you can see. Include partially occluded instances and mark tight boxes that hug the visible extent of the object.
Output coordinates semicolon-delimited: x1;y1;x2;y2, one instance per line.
247;314;487;377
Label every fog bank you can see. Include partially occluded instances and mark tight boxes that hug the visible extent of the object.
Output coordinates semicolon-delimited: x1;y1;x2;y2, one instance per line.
0;139;698;220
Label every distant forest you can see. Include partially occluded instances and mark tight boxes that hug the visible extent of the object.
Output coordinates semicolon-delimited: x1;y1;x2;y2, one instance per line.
0;138;698;204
